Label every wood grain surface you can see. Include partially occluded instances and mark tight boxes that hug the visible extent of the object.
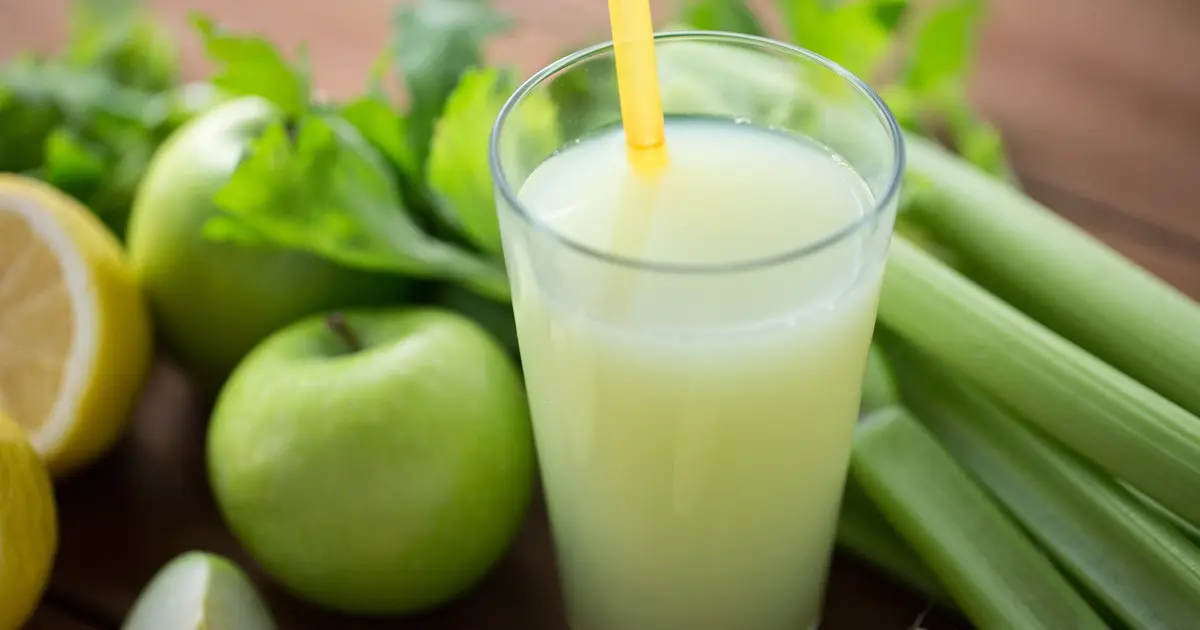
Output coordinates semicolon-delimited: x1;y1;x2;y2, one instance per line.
2;0;1198;628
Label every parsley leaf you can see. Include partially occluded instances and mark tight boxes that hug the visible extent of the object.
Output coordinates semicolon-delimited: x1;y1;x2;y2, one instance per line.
392;0;511;173
192;15;310;117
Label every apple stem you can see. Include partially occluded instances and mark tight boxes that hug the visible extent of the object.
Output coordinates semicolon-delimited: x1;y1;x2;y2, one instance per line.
325;312;362;353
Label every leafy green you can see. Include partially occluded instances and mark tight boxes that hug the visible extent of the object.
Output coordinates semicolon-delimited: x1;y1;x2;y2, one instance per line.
0;0;188;236
189;14;516;301
663;0;1009;177
392;0;511;173
192;15;310;117
426;67;560;255
681;0;766;36
63;0;178;92
341;95;416;180
895;0;1011;179
780;0;897;81
207;113;510;300
904;0;982;93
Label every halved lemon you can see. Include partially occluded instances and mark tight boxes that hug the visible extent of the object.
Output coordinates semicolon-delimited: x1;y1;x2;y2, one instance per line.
0;174;153;476
0;410;58;630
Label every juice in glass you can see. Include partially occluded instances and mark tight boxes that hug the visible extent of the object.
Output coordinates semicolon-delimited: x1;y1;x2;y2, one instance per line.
490;33;903;630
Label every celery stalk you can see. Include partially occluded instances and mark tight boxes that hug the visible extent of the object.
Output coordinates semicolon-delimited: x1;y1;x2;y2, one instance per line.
845;348;948;601
860;342;901;415
902;133;1200;416
1120;484;1200;546
851;407;1107;629
836;474;949;602
894;349;1200;629
879;235;1200;529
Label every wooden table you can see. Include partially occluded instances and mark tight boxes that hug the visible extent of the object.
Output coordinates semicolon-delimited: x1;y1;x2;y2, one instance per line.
4;0;1199;628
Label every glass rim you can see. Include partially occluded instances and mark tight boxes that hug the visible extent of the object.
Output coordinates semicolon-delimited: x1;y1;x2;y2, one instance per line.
488;30;905;275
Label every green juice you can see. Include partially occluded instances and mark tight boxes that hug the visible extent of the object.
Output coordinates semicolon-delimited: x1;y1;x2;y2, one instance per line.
506;118;883;630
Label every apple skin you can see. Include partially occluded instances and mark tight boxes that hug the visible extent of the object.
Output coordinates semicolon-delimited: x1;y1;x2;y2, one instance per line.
127;96;410;394
207;307;535;616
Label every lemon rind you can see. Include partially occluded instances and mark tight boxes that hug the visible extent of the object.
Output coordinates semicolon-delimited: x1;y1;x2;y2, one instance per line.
0;192;97;457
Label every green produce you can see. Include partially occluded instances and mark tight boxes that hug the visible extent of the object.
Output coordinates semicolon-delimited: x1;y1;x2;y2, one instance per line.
0;0;204;237
903;134;1200;417
879;236;1200;530
207;308;535;616
894;347;1200;630
122;551;277;630
188;7;515;302
6;0;1196;620
838;342;948;600
851;407;1107;629
126;96;409;393
859;342;902;415
835;474;946;602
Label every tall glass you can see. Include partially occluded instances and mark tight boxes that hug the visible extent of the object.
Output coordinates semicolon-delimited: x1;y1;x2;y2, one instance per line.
490;32;903;630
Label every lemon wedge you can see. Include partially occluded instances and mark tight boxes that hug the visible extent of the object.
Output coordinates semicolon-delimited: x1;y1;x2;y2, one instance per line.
0;174;152;476
0;411;58;629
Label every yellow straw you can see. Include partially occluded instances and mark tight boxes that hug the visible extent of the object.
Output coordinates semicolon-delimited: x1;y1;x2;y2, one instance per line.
608;0;668;174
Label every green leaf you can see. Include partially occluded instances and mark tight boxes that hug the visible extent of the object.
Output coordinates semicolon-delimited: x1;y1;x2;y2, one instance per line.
191;14;309;116
872;0;912;30
780;0;897;80
680;0;766;35
340;96;416;181
65;0;178;92
41;112;157;236
0;57;164;236
904;0;985;92
427;67;559;254
392;0;511;172
0;0;181;237
944;100;1013;182
0;71;62;172
206;114;510;300
0;59;158;126
41;127;107;197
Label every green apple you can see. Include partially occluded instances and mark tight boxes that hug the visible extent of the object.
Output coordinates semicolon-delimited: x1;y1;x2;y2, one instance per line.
126;96;409;393
122;551;277;630
207;308;535;616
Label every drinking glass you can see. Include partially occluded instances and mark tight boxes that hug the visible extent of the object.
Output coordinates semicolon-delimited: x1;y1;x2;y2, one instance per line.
490;31;903;630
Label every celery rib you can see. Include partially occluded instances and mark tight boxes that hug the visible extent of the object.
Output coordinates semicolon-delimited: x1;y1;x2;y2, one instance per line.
894;351;1200;630
902;133;1200;417
836;475;948;603
846;347;948;602
851;408;1107;630
859;342;902;415
879;235;1200;530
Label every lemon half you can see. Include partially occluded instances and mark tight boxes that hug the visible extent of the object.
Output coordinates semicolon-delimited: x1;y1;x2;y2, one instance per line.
0;174;152;476
0;411;57;629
